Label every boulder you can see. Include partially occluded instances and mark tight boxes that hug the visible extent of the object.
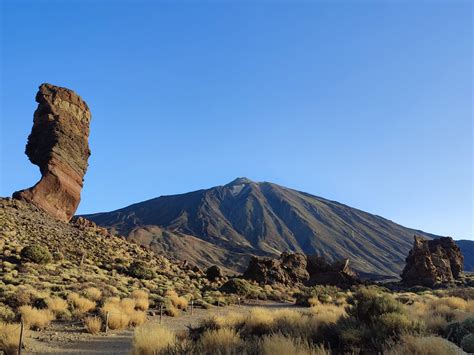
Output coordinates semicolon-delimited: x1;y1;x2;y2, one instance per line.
242;252;309;285
13;83;91;222
401;236;464;287
306;256;360;287
206;265;223;281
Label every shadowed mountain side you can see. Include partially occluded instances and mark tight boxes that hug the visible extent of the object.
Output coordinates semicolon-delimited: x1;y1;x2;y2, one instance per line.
84;178;440;277
457;240;474;271
125;226;252;274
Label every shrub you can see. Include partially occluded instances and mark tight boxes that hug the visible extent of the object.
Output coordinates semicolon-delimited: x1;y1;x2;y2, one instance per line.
84;316;102;334
260;333;329;355
241;308;274;336
134;298;149;312
107;312;130;330
20;245;52;264
198;328;243;353
129;311;146;327
386;335;463;355
128;262;155;280
0;322;23;355
133;324;176;354
101;297;146;329
0;305;15;322
83;287;102;301
67;293;96;315
19;306;55;330
347;287;404;323
165;290;188;310
461;333;474;353
131;290;149;300
220;278;252;296
45;297;69;317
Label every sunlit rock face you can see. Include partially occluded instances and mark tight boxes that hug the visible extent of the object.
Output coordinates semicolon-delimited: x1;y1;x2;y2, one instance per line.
13;83;91;222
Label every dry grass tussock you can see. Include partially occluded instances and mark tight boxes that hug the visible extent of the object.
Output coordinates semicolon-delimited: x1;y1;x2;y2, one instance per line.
101;297;147;330
67;292;96;315
0;322;23;355
84;316;102;334
198;328;243;353
83;287;102;302
309;303;346;324
386;335;463;355
19;306;54;330
260;333;330;355
132;290;150;311
45;296;68;317
132;323;176;355
165;290;188;310
408;295;474;333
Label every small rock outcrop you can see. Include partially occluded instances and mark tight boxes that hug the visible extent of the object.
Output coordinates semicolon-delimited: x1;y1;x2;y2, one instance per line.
243;252;309;285
13;83;91;222
306;256;360;287
243;252;360;287
401;236;464;287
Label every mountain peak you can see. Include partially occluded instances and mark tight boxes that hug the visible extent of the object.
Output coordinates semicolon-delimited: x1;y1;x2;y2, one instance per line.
226;177;253;186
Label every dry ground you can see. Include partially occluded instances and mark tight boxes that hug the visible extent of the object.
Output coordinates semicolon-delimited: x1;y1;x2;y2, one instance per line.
24;301;306;354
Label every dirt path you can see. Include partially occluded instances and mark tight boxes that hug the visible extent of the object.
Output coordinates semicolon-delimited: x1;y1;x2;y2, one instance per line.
24;301;307;354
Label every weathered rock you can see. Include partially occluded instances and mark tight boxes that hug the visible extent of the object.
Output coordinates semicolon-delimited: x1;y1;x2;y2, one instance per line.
243;252;309;285
401;236;464;287
306;255;360;287
13;83;91;222
206;265;223;281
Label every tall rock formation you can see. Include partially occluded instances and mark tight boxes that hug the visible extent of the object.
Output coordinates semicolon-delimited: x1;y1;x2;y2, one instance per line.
401;236;464;287
13;83;91;222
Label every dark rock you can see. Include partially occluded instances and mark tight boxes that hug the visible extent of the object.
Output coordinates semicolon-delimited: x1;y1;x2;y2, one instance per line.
306;255;360;287
206;265;223;281
401;236;464;287
243;252;309;285
13;83;91;222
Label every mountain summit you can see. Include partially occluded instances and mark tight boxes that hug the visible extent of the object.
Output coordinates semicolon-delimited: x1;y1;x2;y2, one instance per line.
84;178;439;277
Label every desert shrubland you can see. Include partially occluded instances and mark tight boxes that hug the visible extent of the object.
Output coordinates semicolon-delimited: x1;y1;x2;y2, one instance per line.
67;292;96;316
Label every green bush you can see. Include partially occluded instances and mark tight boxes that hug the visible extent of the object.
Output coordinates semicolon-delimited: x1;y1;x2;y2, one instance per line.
127;261;155;280
20;245;52;264
347;287;404;323
220;278;252;296
444;322;470;345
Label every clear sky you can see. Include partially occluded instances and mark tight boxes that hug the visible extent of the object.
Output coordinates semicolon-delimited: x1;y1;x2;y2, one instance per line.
1;0;472;240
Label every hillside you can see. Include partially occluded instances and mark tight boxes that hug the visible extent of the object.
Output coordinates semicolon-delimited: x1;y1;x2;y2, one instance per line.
0;197;218;305
84;178;441;277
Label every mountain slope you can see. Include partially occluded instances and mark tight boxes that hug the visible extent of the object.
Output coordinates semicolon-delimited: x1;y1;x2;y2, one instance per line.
84;178;440;277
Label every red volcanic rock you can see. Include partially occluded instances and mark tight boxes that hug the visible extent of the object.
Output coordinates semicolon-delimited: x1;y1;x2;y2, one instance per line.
13;84;91;222
401;236;464;287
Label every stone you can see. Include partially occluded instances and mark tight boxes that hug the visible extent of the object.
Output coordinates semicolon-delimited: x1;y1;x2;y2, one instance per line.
242;252;309;285
13;83;91;222
306;255;360;287
401;235;464;287
206;265;223;281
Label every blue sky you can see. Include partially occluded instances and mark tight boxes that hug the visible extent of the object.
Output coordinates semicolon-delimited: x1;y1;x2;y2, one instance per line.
1;0;472;240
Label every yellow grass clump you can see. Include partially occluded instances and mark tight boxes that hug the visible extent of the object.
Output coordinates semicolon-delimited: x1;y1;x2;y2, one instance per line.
199;328;243;353
386;335;462;355
83;287;102;301
132;323;176;355
19;306;55;330
101;297;146;329
260;333;329;355
84;316;102;334
165;290;188;310
309;303;346;325
67;292;96;315
45;296;68;317
0;322;23;355
132;290;150;311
